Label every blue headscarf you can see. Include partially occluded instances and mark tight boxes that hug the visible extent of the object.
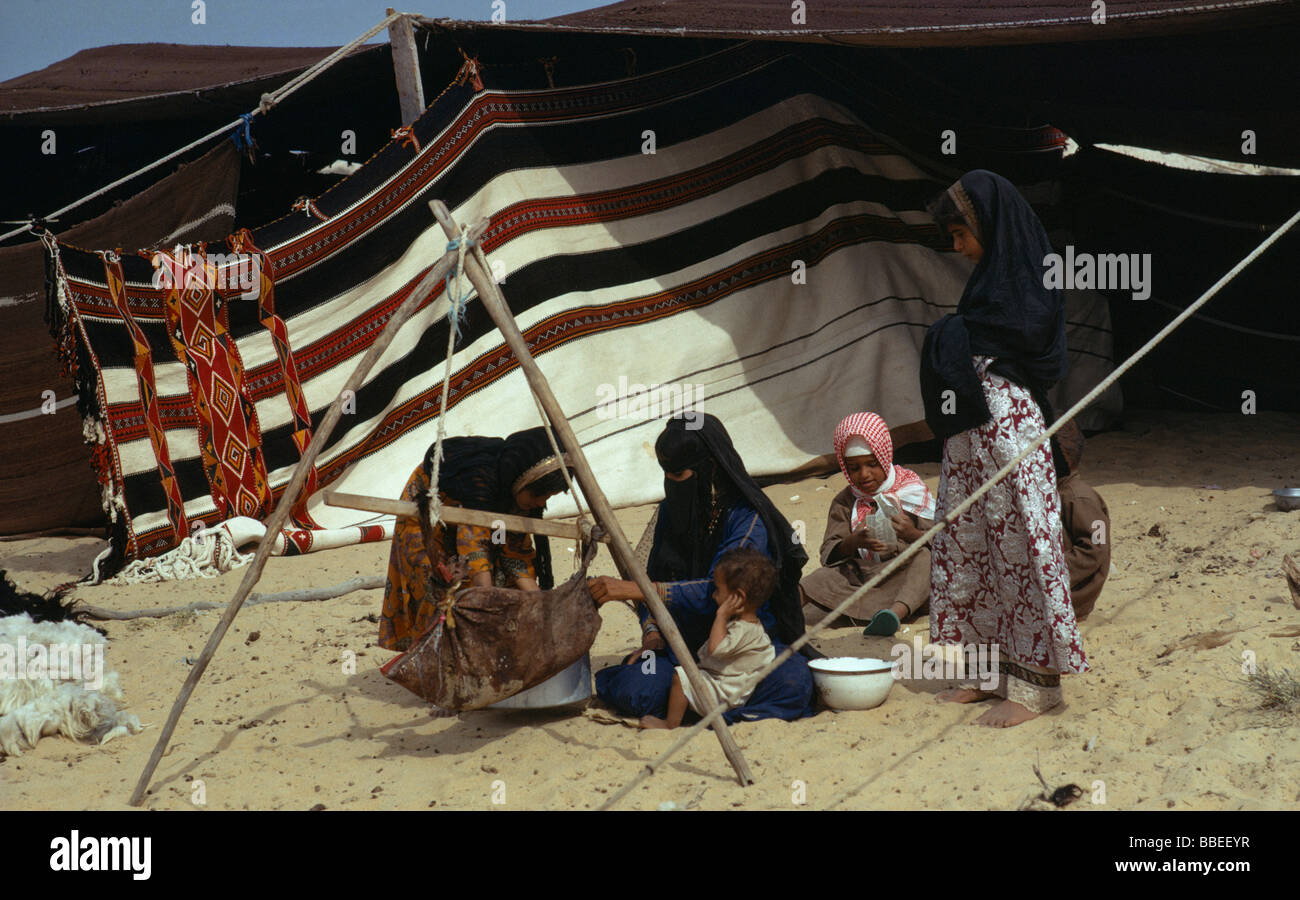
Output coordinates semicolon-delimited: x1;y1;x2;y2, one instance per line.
920;170;1068;440
649;414;809;645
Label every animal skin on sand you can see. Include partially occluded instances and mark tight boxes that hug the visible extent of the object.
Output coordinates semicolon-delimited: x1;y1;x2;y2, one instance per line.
0;614;143;757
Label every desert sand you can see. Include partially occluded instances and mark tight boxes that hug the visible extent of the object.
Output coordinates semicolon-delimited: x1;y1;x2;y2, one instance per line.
2;409;1299;811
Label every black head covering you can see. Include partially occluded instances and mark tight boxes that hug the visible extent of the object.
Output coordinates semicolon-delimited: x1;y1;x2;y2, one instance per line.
422;426;568;588
920;169;1068;440
647;414;808;645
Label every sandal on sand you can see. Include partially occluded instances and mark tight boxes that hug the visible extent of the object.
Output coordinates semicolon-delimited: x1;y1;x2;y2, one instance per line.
862;609;900;637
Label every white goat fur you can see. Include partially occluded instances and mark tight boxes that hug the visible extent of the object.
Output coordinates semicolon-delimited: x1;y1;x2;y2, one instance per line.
0;614;143;756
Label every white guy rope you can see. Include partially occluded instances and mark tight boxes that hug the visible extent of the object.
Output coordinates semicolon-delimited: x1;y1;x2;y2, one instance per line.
425;233;472;524
0;11;407;244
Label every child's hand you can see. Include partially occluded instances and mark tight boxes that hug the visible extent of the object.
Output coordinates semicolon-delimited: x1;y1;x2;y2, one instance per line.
639;630;666;655
864;538;893;555
716;593;745;620
840;530;870;554
890;514;922;543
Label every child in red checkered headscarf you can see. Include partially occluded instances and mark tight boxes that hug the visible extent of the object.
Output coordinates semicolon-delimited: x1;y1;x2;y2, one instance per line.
800;412;936;638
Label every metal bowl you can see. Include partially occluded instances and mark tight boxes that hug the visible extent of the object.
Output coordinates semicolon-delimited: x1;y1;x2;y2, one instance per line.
489;655;592;710
1275;488;1300;512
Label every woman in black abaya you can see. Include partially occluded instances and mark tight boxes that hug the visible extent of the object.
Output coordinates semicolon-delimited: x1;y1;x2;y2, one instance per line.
589;414;814;722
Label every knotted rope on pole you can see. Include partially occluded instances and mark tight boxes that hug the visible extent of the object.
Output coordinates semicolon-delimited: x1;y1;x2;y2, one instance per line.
424;234;474;527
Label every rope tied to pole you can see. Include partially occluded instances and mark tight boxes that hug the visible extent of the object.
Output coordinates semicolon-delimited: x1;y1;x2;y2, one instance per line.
423;232;476;527
37;225;58;255
230;113;256;157
443;236;471;341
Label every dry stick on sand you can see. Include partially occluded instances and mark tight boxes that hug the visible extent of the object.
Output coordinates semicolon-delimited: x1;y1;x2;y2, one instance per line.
1283;554;1300;610
72;575;385;621
599;204;1300;810
429;199;755;787
127;225;477;807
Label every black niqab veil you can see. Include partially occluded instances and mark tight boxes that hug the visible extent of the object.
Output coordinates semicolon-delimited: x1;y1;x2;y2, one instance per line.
647;415;809;645
422;427;565;588
920;170;1068;440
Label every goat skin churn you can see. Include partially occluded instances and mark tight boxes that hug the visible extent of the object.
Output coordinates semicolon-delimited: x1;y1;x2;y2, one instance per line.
381;539;601;710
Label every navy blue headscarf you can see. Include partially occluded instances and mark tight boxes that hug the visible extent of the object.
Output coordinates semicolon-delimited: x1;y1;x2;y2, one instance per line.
920;170;1068;440
648;414;808;646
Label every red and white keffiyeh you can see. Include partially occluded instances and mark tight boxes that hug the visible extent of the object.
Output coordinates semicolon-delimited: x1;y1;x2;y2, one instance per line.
833;412;936;529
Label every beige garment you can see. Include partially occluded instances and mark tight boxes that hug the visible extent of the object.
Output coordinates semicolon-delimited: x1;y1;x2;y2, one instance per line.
1058;473;1111;619
675;619;774;715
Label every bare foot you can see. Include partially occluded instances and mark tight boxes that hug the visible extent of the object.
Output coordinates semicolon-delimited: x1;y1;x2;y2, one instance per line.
936;687;998;704
639;715;671;729
975;700;1039;727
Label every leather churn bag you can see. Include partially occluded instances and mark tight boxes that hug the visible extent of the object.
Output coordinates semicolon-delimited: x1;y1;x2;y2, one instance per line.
381;536;602;710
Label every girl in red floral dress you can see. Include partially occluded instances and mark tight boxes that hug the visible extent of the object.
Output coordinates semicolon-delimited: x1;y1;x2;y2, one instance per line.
920;170;1087;726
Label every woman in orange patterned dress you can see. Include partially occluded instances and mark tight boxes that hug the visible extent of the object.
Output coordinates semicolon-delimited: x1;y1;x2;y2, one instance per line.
378;428;573;651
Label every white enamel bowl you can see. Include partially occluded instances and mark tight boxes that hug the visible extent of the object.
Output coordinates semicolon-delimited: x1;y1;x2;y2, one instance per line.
808;657;897;710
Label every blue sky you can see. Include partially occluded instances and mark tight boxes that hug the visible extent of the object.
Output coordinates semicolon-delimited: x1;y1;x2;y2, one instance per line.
0;0;609;82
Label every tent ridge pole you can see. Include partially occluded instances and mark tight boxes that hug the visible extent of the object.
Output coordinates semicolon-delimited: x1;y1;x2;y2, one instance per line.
387;10;426;126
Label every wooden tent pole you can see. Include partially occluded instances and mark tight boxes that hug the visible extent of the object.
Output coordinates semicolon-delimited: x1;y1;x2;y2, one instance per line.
127;228;477;806
386;10;425;126
429;200;755;787
324;489;612;543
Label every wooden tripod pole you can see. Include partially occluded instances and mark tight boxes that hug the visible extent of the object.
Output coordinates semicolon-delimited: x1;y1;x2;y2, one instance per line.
128;227;479;806
429;200;755;787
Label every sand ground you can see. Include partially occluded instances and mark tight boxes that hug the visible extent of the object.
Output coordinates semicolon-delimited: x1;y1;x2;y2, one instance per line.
2;410;1299;811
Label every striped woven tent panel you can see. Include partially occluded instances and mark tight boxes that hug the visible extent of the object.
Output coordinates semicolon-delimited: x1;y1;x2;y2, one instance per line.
49;42;1114;572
